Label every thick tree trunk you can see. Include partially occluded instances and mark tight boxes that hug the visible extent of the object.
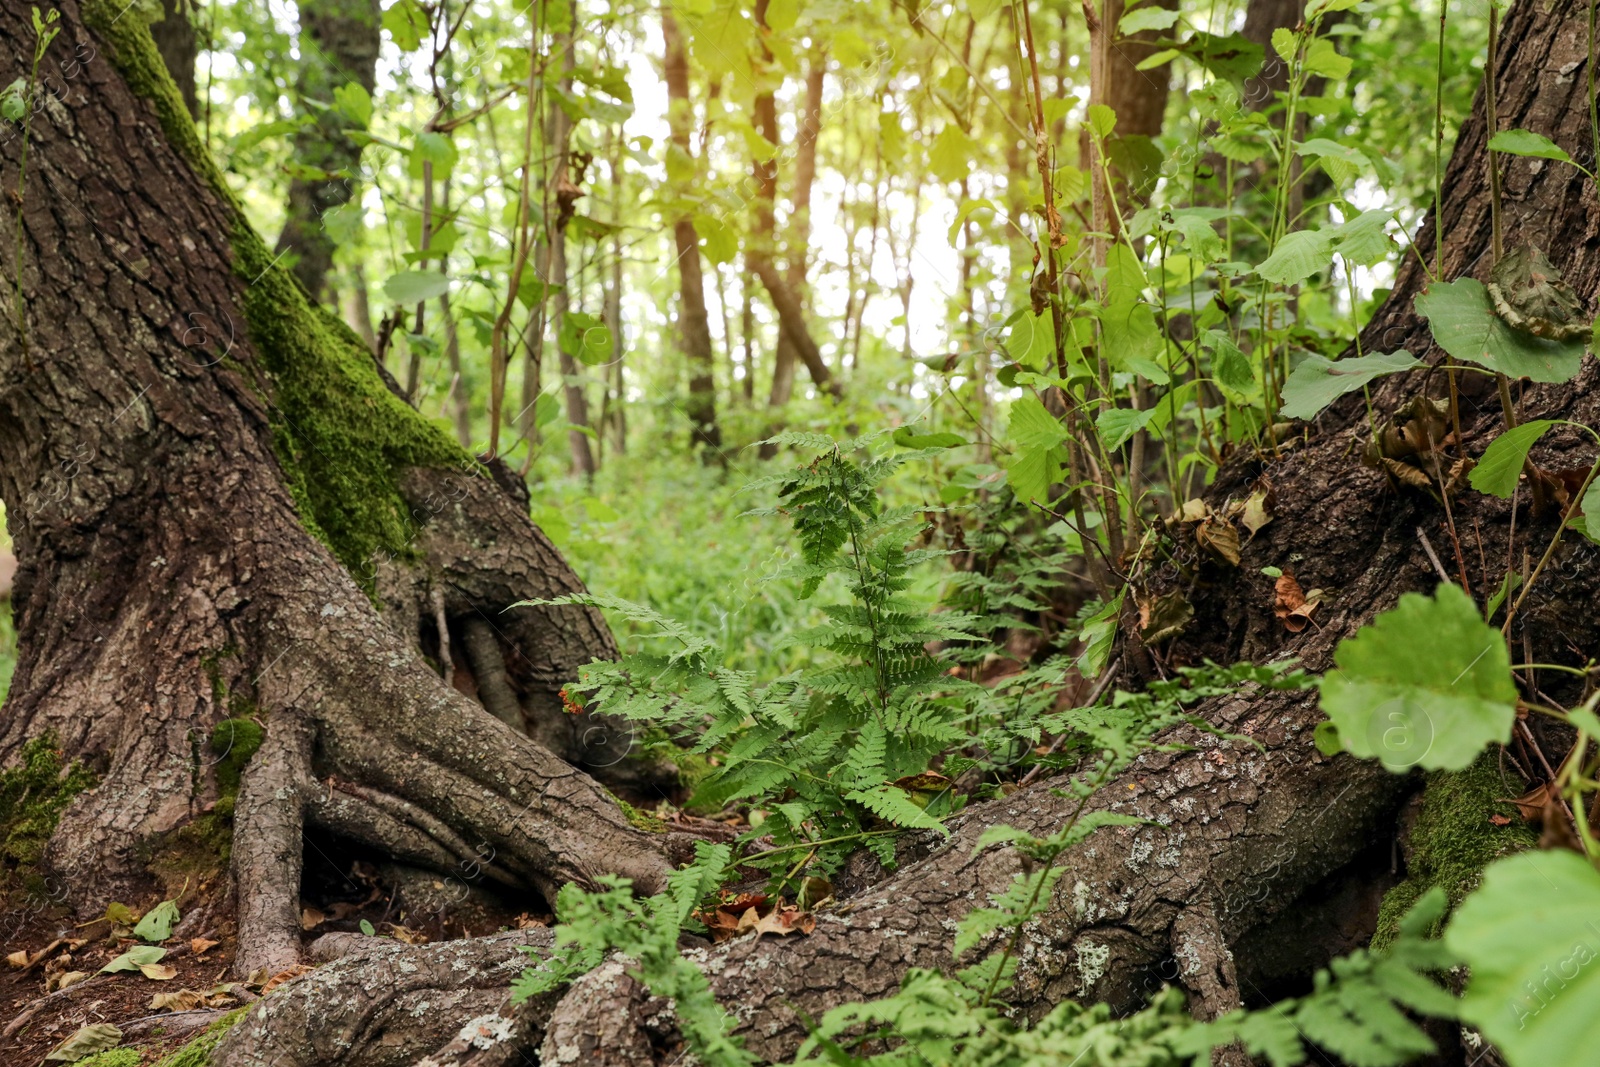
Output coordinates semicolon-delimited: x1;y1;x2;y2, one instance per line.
420;0;1600;1062
764;55;825;409
1;0;682;973
273;0;380;302
662;7;721;456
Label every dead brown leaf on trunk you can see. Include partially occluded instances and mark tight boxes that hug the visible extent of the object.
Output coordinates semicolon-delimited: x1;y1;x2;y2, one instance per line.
1273;574;1323;632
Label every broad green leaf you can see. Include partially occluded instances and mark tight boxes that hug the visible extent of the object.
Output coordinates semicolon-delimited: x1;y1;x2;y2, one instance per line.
691;0;752;82
1297;137;1370;169
765;0;800;32
1319;583;1517;771
132;899;179;942
101;944;166;973
1205;330;1255;391
1005;396;1069;503
1331;209;1395;266
407;131;457;181
1488;128;1571;163
693;213;738;265
382;0;427;51
1087;103;1117;139
1303;38;1351;80
1096;406;1155;450
332;82;373;127
928;124;975;184
892;427;967;450
1271;27;1296;62
1119;7;1179;33
1004;310;1055;369
1467;420;1556;497
947;198;997;245
560;311;613;366
1135;48;1181;71
1279;351;1421;420
1256;229;1332;286
1415;279;1585;383
1105;243;1149;304
1584;473;1600;542
1449;850;1600;1067
383;270;450;305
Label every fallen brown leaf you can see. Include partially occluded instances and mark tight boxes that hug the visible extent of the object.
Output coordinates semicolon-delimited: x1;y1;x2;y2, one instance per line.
5;949;28;970
1196;518;1242;567
189;938;219;956
299;906;325;931
139;963;177;981
1273;574;1321;632
260;964;315;994
150;990;203;1012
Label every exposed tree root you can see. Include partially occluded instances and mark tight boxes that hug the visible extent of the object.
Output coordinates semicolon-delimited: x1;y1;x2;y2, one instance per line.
211;929;554;1067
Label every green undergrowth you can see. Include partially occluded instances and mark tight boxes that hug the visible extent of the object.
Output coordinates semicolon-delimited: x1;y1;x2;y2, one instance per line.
150;1006;252;1067
74;1051;140;1067
0;735;96;876
1371;754;1533;948
80;0;474;585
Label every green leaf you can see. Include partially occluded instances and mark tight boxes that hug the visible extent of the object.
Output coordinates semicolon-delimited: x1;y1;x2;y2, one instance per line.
1467;420;1556;498
1415;279;1585;383
1488;128;1572;163
1087;103;1117;139
1256;229;1332;286
332;82;373;127
1205;330;1255;391
1319;583;1517;771
1119;7;1179;33
383;270;450;305
765;0;800;32
1271;27;1296;62
892;427;967;450
1279;351;1422;420
560;311;614;366
1096;406;1156;450
1483;569;1521;622
132;900;179;942
1005;396;1069;503
1135;48;1181;71
928;124;975;184
101;944;166;973
382;0;428;51
1003;310;1056;369
1303;38;1351;80
1449;850;1600;1067
1331;209;1395;267
1584;473;1600;542
845;786;949;834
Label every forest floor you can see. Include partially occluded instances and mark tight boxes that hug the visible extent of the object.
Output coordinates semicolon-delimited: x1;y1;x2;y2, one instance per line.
0;840;545;1067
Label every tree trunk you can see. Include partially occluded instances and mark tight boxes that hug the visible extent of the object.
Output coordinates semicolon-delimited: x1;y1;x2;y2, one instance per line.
662;7;721;457
1087;0;1178;248
273;0;380;302
764;53;825;410
2;0;685;986
148;0;195;118
403;0;1600;1062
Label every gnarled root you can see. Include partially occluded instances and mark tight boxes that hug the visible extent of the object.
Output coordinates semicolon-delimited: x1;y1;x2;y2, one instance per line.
211;928;554;1067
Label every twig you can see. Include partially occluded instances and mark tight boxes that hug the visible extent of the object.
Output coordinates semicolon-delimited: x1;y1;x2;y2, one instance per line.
1416;526;1450;585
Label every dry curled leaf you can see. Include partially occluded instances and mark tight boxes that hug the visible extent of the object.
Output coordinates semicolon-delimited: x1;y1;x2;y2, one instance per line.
189;937;219;956
150;990;202;1012
139;962;178;981
1196;517;1242;567
1273;574;1322;632
259;964;315;994
1137;590;1193;645
5;949;28;969
299;906;325;931
1239;480;1274;539
45;1023;122;1063
50;970;90;992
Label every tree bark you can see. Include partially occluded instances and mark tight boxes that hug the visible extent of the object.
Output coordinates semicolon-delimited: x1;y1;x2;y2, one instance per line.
273;0;381;302
1;0;682;959
764;53;825;410
662;7;721;457
1087;0;1178;248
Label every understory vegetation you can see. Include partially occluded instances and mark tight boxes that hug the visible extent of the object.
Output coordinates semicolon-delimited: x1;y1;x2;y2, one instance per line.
9;0;1600;1062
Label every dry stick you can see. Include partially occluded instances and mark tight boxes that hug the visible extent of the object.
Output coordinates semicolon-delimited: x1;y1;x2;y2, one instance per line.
432;585;452;682
1416;525;1451;585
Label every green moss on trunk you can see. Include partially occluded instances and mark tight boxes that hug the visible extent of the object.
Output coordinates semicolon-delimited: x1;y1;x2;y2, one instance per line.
152;1006;252;1067
81;0;479;585
1371;754;1533;948
0;735;97;876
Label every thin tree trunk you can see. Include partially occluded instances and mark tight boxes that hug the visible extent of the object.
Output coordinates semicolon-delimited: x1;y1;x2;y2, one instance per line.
274;0;381;302
346;263;378;351
764;53;826;409
148;0;196;118
662;7;721;457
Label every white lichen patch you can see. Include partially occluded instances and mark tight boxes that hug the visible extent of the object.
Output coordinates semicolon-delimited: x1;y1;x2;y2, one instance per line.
1076;940;1111;989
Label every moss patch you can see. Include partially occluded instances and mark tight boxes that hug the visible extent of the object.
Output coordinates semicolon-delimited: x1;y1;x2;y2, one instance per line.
81;0;479;586
152;1006;251;1067
1371;754;1534;948
0;735;97;877
76;1050;141;1067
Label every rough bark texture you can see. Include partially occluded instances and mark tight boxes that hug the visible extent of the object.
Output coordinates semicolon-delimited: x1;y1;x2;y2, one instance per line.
0;0;677;950
274;0;381;301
